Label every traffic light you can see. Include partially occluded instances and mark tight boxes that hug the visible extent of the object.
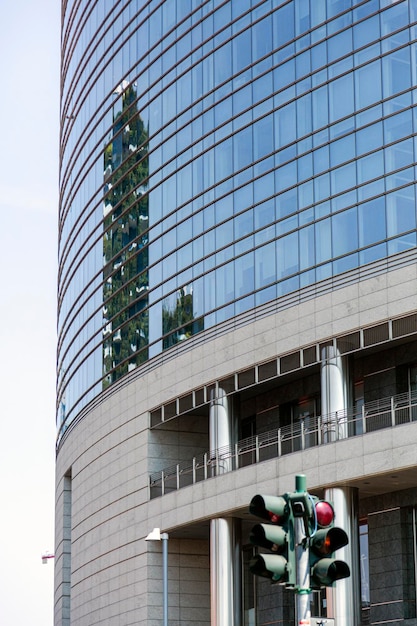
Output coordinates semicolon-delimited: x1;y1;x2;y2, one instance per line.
309;499;350;588
248;494;296;587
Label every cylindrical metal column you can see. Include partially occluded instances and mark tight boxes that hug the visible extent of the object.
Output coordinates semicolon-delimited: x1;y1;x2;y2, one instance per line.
324;487;361;626
209;388;241;626
321;350;360;625
161;533;169;626
321;345;352;442
210;518;241;626
209;387;233;474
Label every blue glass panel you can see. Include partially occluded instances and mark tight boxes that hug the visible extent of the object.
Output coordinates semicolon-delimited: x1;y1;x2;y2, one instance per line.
277;214;298;236
332;207;358;256
328;28;353;64
253;73;273;105
357;179;385;202
333;251;358;273
252;14;273;61
234;182;254;214
332;189;357;213
314;173;330;202
353;14;379;49
298;152;313;181
355;59;382;109
214;41;232;86
316;217;332;263
388;232;417;255
385;167;414;191
274;58;295;92
353;0;379;21
234;126;253;172
386;186;417;237
311;43;327;73
276;188;297;219
233;29;251;74
385;138;414;173
273;2;295;48
357;150;384;185
314;145;330;175
329;74;354;122
330;133;356;166
277;275;299;296
254;171;274;203
253;114;274;161
360;242;387;265
358;196;386;247
382;48;411;100
277;231;299;278
380;1;409;37
235;251;254;296
331;162;356;196
295;0;310;36
216;261;235;307
276;161;297;194
312;84;329;130
299;224;315;270
275;100;296;148
356;122;383;157
235;209;254;239
384;110;413;144
299;181;314;208
254;198;275;229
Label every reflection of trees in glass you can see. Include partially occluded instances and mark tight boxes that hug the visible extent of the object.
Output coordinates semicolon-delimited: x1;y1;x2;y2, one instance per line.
162;286;204;350
102;82;149;387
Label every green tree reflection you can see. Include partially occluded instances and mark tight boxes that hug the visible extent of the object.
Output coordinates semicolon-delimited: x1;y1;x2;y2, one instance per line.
102;82;149;387
162;286;204;350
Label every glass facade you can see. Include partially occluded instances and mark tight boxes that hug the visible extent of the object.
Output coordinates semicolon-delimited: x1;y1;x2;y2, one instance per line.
58;0;417;438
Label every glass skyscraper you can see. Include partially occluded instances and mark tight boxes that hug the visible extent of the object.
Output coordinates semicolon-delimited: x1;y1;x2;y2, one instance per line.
56;2;417;625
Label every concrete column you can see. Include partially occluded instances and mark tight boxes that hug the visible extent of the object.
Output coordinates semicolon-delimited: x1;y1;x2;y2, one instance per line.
324;487;361;626
321;345;352;442
209;388;241;626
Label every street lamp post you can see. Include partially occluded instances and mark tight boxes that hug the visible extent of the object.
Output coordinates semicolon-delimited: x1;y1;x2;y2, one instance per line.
145;527;169;626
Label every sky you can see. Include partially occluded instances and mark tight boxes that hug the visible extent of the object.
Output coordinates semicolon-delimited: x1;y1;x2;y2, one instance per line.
0;1;60;624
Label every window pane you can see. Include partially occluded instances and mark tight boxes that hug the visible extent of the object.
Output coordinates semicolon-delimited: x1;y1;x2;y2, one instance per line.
277;231;299;278
315;217;332;263
355;59;381;109
255;241;276;288
332;207;358;256
386;186;417;237
358;197;386;247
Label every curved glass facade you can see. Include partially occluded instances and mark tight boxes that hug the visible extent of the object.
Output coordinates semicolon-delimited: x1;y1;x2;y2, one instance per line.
58;0;417;437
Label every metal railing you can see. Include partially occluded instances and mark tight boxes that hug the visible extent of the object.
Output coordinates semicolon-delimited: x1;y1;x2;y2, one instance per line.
149;391;417;499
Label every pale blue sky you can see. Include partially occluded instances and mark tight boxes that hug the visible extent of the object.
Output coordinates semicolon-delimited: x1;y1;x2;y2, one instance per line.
0;1;60;624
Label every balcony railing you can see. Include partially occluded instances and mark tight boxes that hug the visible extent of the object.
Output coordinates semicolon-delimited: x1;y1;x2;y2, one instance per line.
149;391;417;499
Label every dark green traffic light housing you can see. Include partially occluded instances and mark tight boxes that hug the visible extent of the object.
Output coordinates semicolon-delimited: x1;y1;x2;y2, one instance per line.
309;499;350;588
248;494;296;586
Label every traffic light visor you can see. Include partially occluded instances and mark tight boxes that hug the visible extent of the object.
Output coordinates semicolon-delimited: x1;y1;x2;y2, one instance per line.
311;557;350;586
249;494;288;522
310;527;349;556
249;553;288;582
250;523;287;552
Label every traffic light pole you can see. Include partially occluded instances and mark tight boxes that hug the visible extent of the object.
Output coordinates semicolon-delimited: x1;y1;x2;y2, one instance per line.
295;515;310;626
293;475;311;626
